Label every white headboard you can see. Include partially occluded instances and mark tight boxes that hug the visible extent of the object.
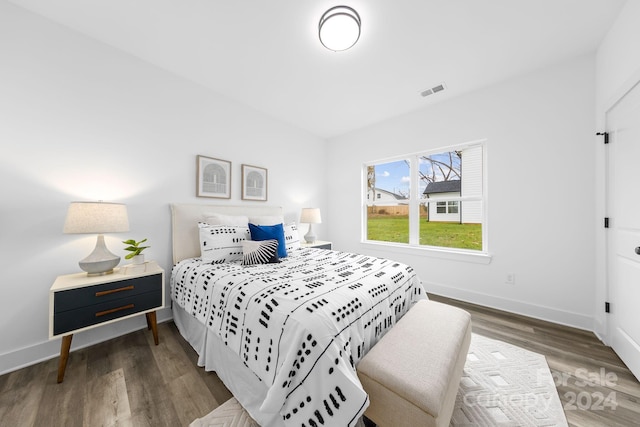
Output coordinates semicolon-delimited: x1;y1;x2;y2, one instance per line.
170;203;283;264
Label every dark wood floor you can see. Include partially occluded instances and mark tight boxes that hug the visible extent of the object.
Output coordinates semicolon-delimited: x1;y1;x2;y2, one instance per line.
1;295;639;426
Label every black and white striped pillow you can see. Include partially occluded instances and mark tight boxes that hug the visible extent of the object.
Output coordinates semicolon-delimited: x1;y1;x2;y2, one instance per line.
241;239;280;265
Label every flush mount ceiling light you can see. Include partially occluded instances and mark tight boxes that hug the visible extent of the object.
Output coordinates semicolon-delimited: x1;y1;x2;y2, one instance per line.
319;5;361;51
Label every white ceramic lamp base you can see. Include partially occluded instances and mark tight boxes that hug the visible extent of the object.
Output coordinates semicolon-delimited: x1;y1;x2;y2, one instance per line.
304;224;317;244
79;234;121;276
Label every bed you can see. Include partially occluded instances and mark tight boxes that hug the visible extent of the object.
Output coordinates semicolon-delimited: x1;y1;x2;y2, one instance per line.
170;203;426;427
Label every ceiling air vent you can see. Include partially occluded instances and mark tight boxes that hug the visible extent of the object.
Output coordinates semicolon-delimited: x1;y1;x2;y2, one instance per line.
420;83;446;97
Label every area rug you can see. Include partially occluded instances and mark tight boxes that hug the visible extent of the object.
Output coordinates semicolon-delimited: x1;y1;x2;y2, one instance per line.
450;333;568;426
190;334;567;427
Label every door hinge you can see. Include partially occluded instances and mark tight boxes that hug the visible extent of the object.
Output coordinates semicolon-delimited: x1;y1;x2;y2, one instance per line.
604;217;610;228
596;131;609;144
605;301;610;313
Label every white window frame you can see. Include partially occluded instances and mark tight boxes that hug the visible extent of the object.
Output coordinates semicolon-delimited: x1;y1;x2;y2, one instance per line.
361;139;490;264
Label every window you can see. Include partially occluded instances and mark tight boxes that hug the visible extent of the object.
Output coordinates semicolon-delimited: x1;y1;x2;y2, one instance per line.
364;141;486;252
436;201;458;214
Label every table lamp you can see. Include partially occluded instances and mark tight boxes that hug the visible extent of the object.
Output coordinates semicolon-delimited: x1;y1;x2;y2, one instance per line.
300;208;322;244
63;201;129;275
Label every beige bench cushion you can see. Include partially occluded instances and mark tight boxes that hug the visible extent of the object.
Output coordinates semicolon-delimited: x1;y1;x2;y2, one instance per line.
357;300;472;427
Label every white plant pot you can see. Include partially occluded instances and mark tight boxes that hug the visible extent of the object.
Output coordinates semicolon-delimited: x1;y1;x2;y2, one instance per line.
131;254;145;265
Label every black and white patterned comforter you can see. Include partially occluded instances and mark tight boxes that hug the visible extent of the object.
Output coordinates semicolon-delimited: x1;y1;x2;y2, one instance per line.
171;248;426;427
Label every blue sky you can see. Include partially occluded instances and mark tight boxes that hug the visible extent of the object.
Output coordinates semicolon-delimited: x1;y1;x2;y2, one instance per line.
374;152;461;196
374;160;411;196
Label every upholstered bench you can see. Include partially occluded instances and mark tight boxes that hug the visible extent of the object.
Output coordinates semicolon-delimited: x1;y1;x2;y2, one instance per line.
357;299;472;427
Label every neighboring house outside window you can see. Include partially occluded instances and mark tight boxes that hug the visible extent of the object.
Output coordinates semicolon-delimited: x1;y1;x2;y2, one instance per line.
424;180;462;222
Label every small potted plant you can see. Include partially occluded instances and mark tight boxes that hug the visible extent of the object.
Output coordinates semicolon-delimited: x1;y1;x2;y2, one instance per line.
123;238;149;264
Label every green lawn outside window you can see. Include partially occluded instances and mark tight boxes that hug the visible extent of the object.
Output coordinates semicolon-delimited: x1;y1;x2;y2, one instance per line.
367;215;482;250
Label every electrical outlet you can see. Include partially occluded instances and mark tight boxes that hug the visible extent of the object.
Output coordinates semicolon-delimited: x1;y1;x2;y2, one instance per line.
506;273;515;285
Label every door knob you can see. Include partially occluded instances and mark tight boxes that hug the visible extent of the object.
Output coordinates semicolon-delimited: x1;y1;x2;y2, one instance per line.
636;247;640;255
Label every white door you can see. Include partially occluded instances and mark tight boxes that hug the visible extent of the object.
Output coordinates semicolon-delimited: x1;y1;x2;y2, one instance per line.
607;79;640;381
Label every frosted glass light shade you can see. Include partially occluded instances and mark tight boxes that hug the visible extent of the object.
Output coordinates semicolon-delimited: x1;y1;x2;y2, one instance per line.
319;6;361;51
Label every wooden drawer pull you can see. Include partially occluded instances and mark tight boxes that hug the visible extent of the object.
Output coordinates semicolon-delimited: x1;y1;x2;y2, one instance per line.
95;285;134;297
95;304;134;317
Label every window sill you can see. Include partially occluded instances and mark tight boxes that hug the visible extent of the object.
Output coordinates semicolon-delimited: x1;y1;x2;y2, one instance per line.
361;241;492;265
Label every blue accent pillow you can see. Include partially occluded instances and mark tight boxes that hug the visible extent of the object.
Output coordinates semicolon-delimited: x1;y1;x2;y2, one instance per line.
249;223;287;258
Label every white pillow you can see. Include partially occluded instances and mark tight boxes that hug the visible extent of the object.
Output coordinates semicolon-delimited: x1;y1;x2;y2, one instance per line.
248;215;285;226
198;223;250;263
284;222;301;252
204;213;249;226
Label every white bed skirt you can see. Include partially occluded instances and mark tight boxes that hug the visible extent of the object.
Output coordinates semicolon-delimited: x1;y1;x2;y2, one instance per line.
173;303;285;427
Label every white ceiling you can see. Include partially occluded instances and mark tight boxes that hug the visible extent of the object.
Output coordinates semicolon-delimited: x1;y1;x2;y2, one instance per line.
9;0;626;138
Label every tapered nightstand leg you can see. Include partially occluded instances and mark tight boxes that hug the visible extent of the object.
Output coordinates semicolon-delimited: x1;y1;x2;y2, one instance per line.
57;334;73;383
146;311;159;345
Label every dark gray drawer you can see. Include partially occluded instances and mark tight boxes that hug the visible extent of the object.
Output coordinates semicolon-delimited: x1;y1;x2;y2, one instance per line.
315;243;332;250
54;274;162;313
53;289;162;335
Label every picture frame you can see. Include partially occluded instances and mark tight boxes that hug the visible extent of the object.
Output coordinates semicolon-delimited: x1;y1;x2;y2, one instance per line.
196;155;231;199
241;164;268;201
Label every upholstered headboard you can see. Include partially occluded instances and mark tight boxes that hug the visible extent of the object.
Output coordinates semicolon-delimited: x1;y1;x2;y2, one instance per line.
170;203;283;264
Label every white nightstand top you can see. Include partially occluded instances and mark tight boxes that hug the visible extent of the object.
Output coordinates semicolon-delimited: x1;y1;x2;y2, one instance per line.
300;240;332;249
51;261;163;292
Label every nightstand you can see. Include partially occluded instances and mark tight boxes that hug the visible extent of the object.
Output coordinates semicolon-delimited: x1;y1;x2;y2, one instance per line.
301;240;332;250
49;261;165;383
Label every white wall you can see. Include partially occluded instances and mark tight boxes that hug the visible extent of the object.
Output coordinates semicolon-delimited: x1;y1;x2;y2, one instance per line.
0;2;327;374
327;55;597;330
594;0;640;342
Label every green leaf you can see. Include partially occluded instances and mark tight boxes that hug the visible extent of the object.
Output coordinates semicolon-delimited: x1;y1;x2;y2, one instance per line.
122;239;136;245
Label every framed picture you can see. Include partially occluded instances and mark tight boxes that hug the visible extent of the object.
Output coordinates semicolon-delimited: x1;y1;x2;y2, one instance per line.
241;164;268;201
196;155;231;198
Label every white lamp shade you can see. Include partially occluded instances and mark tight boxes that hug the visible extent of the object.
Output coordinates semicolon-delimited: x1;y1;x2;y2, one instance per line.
63;201;129;234
300;208;322;224
319;6;361;51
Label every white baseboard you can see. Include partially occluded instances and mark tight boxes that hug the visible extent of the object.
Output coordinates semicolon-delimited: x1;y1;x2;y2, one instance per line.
593;317;609;345
0;307;173;376
425;281;594;332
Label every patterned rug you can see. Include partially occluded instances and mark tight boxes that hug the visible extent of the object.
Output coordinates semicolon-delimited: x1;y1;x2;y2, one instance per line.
190;334;567;427
451;334;567;426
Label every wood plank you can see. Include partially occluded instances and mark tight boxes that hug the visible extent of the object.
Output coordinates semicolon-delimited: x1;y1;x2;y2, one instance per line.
34;358;86;427
0;358;52;427
83;368;131;426
106;329;183;426
144;321;194;384
167;371;219;426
